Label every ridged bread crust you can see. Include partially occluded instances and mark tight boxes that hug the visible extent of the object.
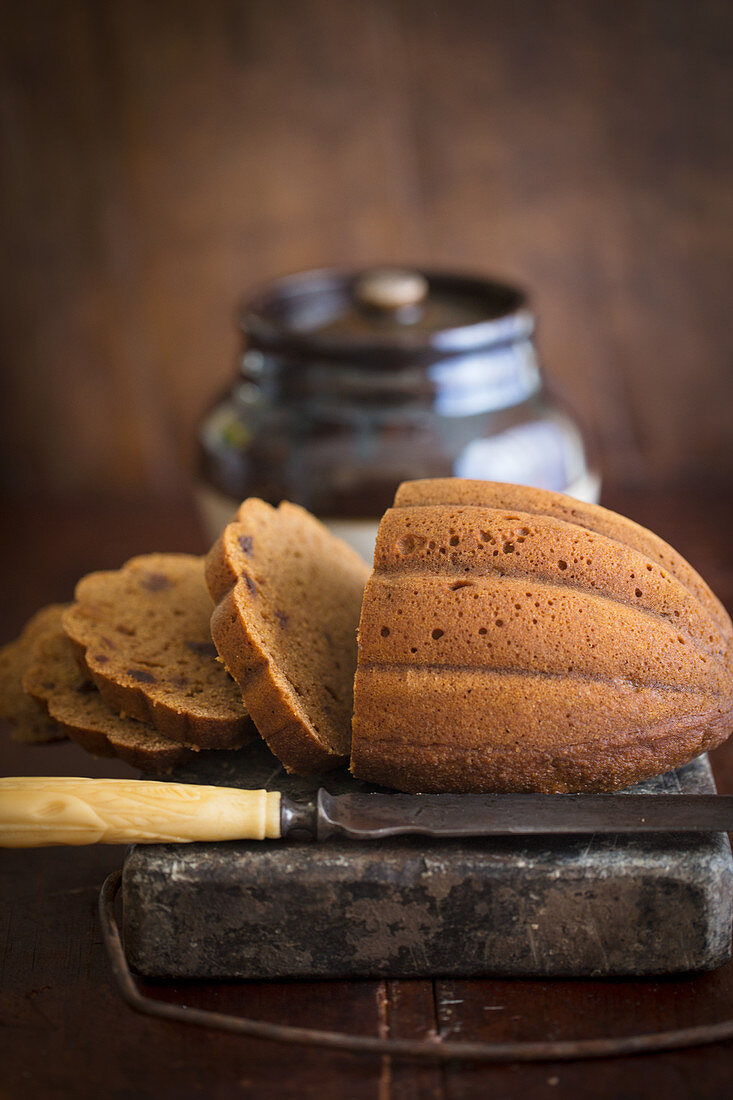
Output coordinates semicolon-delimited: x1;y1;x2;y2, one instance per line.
351;479;733;793
205;500;370;774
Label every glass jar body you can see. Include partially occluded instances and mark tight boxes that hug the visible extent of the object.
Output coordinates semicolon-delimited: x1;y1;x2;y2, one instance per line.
197;342;599;557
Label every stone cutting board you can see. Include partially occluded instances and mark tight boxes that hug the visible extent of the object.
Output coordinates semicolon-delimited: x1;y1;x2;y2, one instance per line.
122;742;733;979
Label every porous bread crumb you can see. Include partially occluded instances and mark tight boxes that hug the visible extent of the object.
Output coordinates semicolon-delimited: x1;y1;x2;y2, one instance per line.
206;499;370;774
24;628;198;772
63;553;257;749
0;605;68;743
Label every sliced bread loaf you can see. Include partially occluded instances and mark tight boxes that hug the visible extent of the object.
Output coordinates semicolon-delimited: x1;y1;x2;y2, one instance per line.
62;553;257;749
351;478;733;793
205;499;370;773
0;605;68;743
24;628;198;773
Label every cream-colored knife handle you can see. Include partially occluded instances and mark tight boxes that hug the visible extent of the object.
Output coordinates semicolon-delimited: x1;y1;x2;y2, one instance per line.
0;777;281;848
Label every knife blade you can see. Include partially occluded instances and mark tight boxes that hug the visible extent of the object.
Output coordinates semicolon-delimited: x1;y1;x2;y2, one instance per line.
313;791;733;839
1;777;732;847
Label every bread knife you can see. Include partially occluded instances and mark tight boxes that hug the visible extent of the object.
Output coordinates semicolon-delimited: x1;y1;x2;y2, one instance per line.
1;776;732;847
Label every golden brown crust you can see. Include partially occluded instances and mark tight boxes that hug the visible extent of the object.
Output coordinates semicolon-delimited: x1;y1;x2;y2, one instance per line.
352;667;733;792
205;499;370;774
62;553;256;750
0;605;68;743
351;479;733;793
394;479;732;644
24;629;197;773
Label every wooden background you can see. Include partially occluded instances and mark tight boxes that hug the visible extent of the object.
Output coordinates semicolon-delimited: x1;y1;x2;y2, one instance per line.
1;0;732;500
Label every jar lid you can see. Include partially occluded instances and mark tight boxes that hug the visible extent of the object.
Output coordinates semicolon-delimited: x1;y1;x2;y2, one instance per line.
242;267;533;363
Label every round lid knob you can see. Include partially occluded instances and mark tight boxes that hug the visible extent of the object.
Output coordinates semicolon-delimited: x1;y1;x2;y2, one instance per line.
354;268;429;312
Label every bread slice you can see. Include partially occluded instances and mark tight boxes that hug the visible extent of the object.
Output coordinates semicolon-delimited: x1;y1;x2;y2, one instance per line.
205;499;370;773
351;478;733;793
24;628;198;773
0;605;68;743
62;553;257;749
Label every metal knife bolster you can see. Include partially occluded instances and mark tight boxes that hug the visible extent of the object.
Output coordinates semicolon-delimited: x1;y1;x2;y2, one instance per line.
308;791;733;840
280;795;319;839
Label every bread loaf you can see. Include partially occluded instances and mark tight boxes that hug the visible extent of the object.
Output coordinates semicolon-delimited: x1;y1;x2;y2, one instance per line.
351;479;733;793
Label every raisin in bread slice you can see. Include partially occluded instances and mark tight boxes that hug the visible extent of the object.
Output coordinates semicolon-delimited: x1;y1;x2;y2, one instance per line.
24;628;198;773
62;553;256;749
205;499;370;774
0;605;68;743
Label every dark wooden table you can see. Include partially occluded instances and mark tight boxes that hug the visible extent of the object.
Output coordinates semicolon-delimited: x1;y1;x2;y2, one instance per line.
2;487;732;1099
